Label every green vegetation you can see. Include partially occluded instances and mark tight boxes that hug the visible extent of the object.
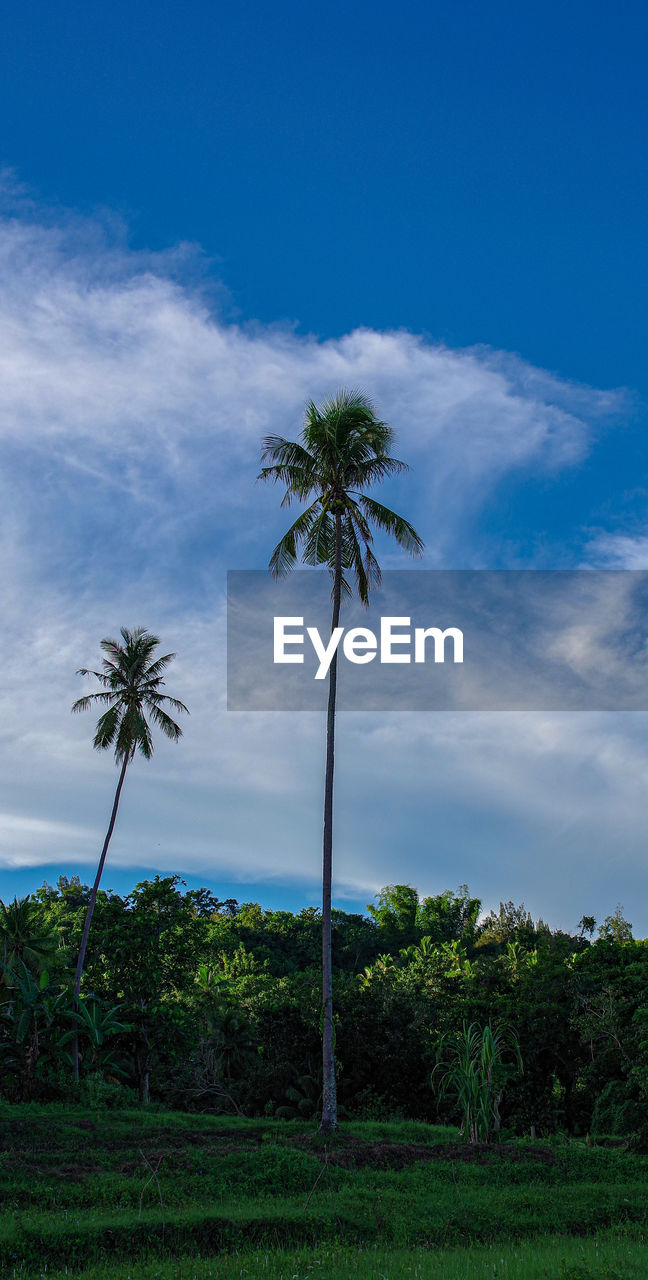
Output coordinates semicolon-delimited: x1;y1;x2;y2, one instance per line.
1;875;647;1147
434;1021;523;1143
7;1238;648;1280
2;1105;647;1279
0;820;643;1280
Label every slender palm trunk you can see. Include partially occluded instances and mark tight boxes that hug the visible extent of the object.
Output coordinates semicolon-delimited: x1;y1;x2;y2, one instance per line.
320;510;342;1133
72;754;129;1081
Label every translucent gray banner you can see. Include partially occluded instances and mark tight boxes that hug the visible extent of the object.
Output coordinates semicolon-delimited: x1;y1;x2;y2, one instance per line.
227;570;648;711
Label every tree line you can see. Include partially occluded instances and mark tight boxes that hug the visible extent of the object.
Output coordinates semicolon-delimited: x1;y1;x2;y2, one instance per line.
1;876;646;1143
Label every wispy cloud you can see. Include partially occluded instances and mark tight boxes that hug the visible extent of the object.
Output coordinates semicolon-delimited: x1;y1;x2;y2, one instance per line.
0;190;624;566
585;533;648;569
0;813;94;865
0;188;643;931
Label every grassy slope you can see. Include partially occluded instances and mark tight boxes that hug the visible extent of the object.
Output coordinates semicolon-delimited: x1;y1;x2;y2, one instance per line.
2;1105;647;1279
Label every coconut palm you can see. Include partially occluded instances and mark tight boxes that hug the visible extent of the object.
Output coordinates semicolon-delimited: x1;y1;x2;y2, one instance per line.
71;626;188;1078
259;388;423;1131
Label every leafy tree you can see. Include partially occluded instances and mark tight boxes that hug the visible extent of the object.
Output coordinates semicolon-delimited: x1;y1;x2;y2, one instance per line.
476;900;535;948
71;627;188;1079
368;885;482;952
367;884;419;944
330;909;377;973
570;937;648;1134
259;389;423;1131
95;876;210;1101
417;886;481;946
578;915;596;939
598;905;633;944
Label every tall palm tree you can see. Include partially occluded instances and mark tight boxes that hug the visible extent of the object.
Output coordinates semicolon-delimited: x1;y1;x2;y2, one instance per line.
259;388;423;1132
71;626;188;1079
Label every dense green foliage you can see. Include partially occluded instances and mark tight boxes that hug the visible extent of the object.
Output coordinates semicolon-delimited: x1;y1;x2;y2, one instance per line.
1;876;646;1141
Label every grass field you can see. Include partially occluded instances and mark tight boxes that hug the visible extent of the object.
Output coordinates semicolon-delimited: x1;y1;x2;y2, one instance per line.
1;1104;646;1279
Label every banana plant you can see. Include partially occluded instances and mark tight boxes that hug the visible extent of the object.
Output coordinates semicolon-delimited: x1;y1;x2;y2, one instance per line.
68;997;131;1076
0;961;73;1098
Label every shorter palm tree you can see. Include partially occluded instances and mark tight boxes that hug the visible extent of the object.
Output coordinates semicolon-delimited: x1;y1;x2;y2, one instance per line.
71;626;188;1078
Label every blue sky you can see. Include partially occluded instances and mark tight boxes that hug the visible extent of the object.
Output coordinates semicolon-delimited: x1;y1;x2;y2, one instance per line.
3;0;647;394
0;1;647;932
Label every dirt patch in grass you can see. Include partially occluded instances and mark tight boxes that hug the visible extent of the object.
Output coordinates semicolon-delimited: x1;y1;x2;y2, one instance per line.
0;1124;264;1158
296;1134;556;1169
432;1141;556;1167
48;1161;105;1180
9;1160;106;1181
2;1116;557;1173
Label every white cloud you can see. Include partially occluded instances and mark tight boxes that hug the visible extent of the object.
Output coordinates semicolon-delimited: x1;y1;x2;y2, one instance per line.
0;813;94;865
0;202;623;551
0;193;644;932
585;533;648;569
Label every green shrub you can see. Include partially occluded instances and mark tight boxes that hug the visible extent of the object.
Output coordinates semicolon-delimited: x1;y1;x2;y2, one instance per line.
591;1081;642;1137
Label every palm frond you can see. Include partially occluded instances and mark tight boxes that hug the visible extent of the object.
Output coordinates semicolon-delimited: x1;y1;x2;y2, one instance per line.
98;637;122;658
117;707;153;760
303;388;394;458
71;692;115;713
345;522;371;605
258;463;317;505
92;705;120;752
346;456;409;486
268;500;321;577
260;436;316;470
119;625;157;649
302;510;336;567
357;496;424;555
76;667;112;687
151;693;190;716
258;439;317;502
136;651;177;682
148;704;184;741
346;506;383;600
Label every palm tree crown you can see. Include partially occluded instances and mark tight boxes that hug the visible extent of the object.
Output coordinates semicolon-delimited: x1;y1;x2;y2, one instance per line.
72;626;188;760
259;388;423;600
